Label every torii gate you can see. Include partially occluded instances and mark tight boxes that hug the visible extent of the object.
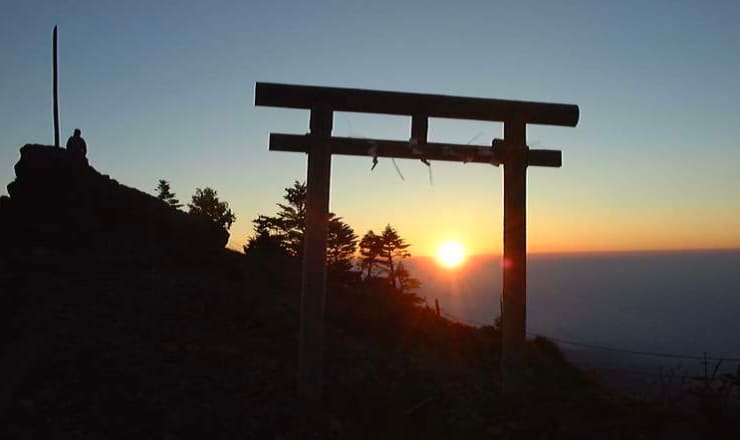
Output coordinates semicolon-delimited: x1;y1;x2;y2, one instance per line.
255;83;579;401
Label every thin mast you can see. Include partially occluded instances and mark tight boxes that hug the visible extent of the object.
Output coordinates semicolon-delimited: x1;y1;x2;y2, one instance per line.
53;25;60;147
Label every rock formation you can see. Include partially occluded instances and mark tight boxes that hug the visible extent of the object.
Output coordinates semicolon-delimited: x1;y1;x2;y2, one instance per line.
0;144;228;256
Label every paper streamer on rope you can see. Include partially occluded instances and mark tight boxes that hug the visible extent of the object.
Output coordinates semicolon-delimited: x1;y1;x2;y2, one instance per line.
409;137;431;166
391;158;405;181
367;140;405;181
409;137;433;185
466;131;483;145
368;141;378;170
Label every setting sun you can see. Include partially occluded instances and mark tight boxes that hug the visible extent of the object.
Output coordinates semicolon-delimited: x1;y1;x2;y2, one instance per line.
436;241;466;268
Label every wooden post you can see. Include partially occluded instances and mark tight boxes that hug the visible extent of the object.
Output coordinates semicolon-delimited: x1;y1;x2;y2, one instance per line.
501;118;528;391
52;25;60;148
298;106;332;404
411;114;428;145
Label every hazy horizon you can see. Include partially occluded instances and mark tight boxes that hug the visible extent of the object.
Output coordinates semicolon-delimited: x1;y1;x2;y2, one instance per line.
406;249;740;370
405;246;740;259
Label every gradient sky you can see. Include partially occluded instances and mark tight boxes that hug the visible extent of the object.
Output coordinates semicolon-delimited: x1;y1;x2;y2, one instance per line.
2;0;739;255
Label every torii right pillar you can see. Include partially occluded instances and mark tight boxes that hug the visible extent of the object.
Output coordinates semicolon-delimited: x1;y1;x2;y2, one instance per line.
501;117;529;393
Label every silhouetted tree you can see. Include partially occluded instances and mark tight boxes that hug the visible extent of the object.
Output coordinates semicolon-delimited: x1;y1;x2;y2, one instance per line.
376;224;411;287
188;187;236;230
243;229;289;261
394;261;424;307
275;181;307;256
155;179;181;208
251;214;284;238
328;215;358;274
359;230;383;279
245;181;357;277
244;214;289;260
395;261;421;295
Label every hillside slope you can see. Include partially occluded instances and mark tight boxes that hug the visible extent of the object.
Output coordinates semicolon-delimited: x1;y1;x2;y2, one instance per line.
0;145;728;438
1;144;227;255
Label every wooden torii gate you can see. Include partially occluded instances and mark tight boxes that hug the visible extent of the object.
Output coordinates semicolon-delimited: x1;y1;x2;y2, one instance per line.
255;82;579;401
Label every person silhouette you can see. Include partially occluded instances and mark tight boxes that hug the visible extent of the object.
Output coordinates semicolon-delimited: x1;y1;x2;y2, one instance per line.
66;128;87;159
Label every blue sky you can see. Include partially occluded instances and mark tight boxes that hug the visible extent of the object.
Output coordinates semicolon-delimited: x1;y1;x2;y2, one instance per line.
2;0;739;253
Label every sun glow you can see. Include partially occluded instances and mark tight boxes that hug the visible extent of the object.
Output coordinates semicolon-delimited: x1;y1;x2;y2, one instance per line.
436;241;466;268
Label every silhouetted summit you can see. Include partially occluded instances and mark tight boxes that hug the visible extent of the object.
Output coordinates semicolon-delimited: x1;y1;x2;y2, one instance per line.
0;144;228;255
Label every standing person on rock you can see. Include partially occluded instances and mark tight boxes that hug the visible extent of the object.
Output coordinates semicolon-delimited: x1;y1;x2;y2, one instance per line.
66;129;87;160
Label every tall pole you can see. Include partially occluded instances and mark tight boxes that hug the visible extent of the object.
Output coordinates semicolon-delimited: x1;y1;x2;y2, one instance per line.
52;25;60;148
501;118;527;392
298;105;332;404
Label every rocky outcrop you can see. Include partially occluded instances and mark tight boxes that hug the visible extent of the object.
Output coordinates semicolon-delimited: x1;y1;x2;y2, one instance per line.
1;144;228;255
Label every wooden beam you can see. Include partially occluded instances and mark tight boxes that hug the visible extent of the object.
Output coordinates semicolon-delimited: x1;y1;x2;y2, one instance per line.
527;150;561;167
255;82;579;127
269;133;562;167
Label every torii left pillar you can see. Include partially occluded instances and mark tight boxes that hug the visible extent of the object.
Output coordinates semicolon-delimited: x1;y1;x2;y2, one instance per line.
299;106;332;404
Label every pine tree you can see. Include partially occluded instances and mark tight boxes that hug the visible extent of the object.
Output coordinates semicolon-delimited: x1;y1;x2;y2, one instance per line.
359;230;383;279
188;187;236;230
376;224;411;287
328;215;358;274
276;181;307;256
395;261;423;303
243;229;288;260
245;181;357;277
155;179;181;209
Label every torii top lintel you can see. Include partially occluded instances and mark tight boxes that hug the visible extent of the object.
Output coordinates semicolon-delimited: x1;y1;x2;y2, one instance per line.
255;82;579;168
255;82;579;127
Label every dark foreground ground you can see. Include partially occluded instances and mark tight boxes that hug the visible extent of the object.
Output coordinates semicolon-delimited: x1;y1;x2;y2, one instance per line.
0;250;737;439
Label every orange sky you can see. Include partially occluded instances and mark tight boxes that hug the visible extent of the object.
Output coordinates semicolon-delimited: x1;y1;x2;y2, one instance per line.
227;153;740;257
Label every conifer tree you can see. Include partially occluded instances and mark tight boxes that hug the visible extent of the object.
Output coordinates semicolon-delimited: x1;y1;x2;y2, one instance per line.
377;224;411;287
327;215;358;274
275;181;307;256
396;261;422;298
359;230;383;279
188;187;236;230
245;181;357;276
155;179;181;209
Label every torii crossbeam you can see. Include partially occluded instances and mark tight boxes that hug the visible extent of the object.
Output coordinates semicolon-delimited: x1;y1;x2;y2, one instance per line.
255;82;579;401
